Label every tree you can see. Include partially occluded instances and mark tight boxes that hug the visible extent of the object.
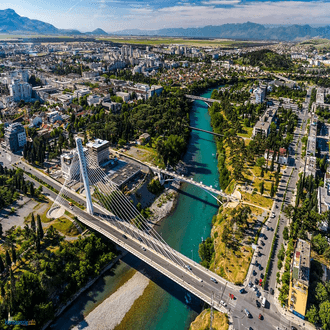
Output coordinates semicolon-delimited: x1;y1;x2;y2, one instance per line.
270;182;275;198
37;214;44;240
36;234;40;253
320;300;330;330
256;157;265;168
31;213;36;233
11;244;16;264
306;304;319;324
316;282;329;304
0;223;2;238
312;233;329;255
259;181;265;195
5;250;11;267
283;226;289;241
0;255;4;273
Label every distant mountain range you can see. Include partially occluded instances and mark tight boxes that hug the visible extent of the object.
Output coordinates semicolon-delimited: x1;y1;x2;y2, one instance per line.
1;8;330;41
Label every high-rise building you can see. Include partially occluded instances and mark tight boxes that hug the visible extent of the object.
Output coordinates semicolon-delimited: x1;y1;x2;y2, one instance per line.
4;123;27;152
9;79;32;102
86;139;110;166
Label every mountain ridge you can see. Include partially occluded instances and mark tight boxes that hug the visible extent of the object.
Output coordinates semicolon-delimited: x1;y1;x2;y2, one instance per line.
1;8;330;41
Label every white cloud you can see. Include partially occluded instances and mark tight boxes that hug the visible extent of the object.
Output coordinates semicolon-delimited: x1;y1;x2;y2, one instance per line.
201;0;241;5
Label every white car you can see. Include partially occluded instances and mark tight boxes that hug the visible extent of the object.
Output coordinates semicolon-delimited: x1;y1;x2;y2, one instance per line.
220;300;227;307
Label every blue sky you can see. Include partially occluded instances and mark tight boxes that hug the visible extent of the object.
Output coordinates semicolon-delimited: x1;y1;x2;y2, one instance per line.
0;0;329;32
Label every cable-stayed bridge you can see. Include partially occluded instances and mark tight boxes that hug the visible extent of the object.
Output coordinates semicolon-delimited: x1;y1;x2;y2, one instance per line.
50;138;236;312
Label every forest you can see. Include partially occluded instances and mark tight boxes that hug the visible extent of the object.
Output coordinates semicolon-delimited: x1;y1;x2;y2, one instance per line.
239;49;294;71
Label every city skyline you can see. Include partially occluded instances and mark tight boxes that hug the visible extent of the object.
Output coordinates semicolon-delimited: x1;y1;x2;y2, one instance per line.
0;0;330;33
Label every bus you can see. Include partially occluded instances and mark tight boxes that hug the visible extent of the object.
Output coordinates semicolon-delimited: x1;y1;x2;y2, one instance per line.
262;297;266;308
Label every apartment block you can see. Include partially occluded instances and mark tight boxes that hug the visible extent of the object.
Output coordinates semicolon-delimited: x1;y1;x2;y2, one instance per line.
288;239;311;320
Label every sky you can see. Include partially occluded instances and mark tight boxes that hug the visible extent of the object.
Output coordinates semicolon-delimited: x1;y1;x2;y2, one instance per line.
0;0;330;32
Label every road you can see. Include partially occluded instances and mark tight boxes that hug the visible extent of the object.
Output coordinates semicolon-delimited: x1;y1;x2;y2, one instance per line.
6;155;302;330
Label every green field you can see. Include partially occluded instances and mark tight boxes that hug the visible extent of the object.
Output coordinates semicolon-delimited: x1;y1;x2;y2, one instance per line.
97;37;269;48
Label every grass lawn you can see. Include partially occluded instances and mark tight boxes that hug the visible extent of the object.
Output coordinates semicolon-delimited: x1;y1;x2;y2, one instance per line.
237;126;253;139
210;207;253;285
52;218;79;236
239;189;273;210
190;309;229;330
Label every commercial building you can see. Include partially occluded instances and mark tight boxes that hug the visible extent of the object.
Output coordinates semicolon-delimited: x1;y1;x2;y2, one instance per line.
4;123;27;152
86;139;110;166
288;239;311;320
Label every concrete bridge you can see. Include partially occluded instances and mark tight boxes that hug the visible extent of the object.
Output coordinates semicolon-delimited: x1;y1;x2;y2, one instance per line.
185;94;221;107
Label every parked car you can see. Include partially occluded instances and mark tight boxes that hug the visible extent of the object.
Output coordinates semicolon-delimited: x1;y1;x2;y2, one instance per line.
259;264;263;271
210;277;218;284
220;300;227;307
259;313;263;320
185;265;192;271
244;309;251;318
253;270;257;276
240;288;245;294
256;300;261;307
270;288;274;295
248;281;253;287
254;278;259;285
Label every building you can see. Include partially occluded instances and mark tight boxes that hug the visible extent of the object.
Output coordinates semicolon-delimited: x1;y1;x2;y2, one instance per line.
288;239;311;320
4;123;27;152
9;79;32;102
61;151;76;179
86;139;110;166
87;94;101;106
316;88;325;104
116;91;130;103
255;84;267;104
137;133;151;145
252;106;277;137
264;148;288;165
47;111;62;124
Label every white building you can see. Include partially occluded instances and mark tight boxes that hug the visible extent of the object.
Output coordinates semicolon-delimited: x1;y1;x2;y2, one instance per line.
87;94;101;106
86;139;110;166
9;79;32;102
47;111;62;124
116;91;130;103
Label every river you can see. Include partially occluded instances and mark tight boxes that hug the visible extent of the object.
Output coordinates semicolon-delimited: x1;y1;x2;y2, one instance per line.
52;86;221;330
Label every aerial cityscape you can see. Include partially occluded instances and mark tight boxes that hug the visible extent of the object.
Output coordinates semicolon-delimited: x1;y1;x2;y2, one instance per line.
1;1;330;330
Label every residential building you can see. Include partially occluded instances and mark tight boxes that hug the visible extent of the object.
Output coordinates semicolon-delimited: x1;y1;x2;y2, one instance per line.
87;94;101;106
116;91;130;102
252;106;277;137
288;239;311;320
47;111;62;124
137;133;151;145
9;79;32;102
86;139;110;166
264;148;288;165
4;122;27;152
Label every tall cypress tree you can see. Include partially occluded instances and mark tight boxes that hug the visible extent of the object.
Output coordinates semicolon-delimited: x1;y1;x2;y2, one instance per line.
31;213;36;233
5;250;11;268
0;255;4;273
11;245;16;264
37;214;44;240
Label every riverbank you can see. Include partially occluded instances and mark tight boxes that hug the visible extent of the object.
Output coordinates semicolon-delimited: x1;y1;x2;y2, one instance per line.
72;271;150;330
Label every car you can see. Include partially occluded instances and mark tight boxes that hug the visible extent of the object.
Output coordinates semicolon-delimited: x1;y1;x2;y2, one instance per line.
186;265;192;271
220;300;227;307
259;279;263;285
248;281;253;287
270;288;274;295
253;270;257;276
229;293;235;299
254;278;258;285
259;264;263;271
141;247;146;251
259;313;263;320
256;291;261;297
256;300;261;307
291;327;297;330
253;285;257;291
266;226;269;231
122;234;128;239
244;308;251;318
261;241;265;246
258;251;261;257
260;273;264;279
240;288;245;294
210;277;218;284
271;212;275;218
138;237;142;242
255;260;259;266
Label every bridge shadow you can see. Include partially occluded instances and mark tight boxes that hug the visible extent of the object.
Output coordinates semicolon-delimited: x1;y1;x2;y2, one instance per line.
175;187;219;209
121;253;203;313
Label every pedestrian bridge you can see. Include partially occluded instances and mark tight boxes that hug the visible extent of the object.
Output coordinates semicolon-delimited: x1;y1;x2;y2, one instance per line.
185;95;221;107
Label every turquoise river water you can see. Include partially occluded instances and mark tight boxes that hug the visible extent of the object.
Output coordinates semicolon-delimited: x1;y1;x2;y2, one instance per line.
52;86;221;330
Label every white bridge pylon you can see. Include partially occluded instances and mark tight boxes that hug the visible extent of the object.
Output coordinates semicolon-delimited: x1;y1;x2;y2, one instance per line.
50;140;192;273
